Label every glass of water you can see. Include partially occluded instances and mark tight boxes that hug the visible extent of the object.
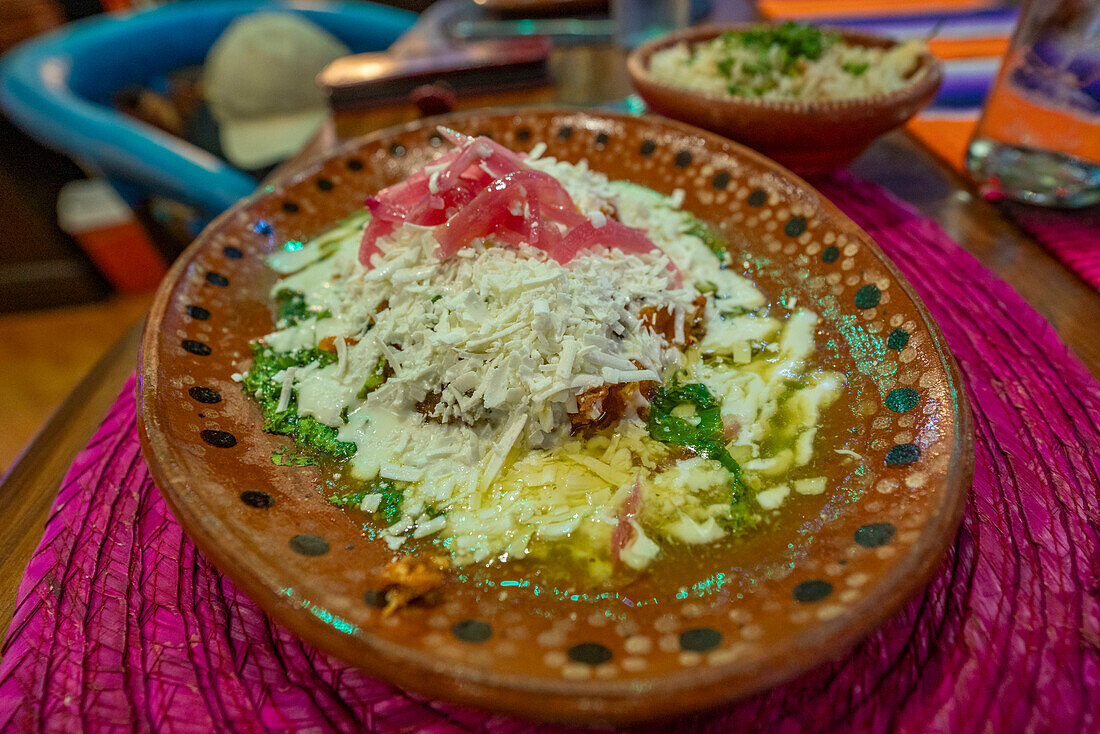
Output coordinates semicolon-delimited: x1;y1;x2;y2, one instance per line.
965;0;1100;208
612;0;692;50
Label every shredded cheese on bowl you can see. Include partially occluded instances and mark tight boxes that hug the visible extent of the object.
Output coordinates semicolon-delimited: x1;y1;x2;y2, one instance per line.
241;128;843;591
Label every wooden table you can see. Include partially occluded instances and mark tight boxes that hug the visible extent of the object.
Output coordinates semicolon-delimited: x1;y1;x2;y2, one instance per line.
2;41;1099;640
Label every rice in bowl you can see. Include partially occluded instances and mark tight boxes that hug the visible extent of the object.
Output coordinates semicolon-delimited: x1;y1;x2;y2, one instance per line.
648;21;926;102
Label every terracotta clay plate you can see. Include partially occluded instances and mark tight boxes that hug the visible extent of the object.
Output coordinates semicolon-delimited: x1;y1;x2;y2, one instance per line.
138;108;972;725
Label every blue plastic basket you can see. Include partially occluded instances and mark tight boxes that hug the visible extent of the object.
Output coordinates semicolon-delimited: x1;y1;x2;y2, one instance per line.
0;1;415;217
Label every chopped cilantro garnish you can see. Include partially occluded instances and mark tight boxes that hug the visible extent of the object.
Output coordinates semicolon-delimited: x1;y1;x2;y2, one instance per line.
647;382;741;479
274;289;328;327
328;487;368;508
242;344;356;459
718;491;760;533
376;480;405;523
741;21;835;62
741;60;769;76
271;447;318;466
648;381;754;526
328;478;404;524
275;289;308;325
695;280;718;295
842;61;869;76
714;22;839;86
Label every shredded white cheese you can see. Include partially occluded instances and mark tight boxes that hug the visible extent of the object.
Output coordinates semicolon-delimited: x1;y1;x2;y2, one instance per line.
251;148;844;571
275;367;296;415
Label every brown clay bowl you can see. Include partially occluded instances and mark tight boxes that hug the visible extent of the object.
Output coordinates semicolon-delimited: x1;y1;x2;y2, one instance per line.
138;107;972;725
627;25;944;175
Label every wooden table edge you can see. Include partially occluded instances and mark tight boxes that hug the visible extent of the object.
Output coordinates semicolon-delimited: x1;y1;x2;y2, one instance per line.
0;318;144;638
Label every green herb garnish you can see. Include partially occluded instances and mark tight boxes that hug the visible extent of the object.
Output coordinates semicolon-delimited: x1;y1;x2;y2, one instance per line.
328;487;368;508
741;21;836;63
648;382;750;525
242;344;356;459
275;289;308;325
719;491;760;533
647;382;741;479
271;447;318;466
695;280;718;295
328;478;404;524
274;289;328;327
740;59;770;76
714;22;839;85
376;480;405;523
842;61;869;76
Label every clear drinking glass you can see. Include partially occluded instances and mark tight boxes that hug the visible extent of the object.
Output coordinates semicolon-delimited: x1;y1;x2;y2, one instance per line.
964;0;1100;208
612;0;691;49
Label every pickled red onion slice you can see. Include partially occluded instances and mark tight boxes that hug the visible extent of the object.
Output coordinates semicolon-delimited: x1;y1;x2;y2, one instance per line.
360;129;677;278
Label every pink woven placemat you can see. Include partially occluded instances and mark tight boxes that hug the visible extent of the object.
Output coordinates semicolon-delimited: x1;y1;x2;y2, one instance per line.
1002;202;1100;293
2;175;1098;733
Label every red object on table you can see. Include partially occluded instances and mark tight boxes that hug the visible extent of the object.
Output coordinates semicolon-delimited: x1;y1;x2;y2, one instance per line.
57;180;167;293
